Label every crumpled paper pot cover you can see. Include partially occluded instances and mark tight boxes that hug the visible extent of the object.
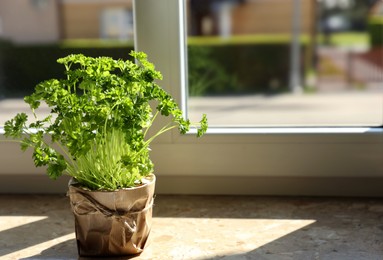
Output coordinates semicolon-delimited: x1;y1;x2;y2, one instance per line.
67;174;156;256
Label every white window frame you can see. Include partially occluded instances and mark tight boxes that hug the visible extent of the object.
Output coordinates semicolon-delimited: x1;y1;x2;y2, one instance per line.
0;0;382;195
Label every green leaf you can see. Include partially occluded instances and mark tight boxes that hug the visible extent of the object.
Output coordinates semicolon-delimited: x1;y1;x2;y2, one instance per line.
4;113;28;138
24;95;40;110
47;154;66;180
197;114;208;137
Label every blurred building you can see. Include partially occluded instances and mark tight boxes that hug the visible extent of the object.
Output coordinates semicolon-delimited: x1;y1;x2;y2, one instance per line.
1;1;381;43
0;0;134;44
0;0;60;43
61;0;133;40
370;0;383;16
188;0;316;37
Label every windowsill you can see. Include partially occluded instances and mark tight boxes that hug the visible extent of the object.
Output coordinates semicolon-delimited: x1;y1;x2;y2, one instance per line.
1;194;383;259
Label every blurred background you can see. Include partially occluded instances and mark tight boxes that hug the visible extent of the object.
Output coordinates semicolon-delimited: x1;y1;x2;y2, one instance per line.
0;0;382;127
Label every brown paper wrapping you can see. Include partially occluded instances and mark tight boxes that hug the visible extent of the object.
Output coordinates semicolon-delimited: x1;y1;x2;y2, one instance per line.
67;175;155;256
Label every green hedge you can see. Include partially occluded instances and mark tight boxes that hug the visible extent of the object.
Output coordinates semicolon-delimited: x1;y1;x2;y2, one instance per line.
0;39;305;97
367;17;383;48
188;43;304;96
0;41;134;98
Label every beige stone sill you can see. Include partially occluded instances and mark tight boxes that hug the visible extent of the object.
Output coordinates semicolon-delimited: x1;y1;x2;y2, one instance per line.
1;195;383;259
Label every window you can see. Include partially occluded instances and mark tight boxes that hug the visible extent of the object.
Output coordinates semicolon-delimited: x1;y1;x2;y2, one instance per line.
1;0;382;195
186;0;383;127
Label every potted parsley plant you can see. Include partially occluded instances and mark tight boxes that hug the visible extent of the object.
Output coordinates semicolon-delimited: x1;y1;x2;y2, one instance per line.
4;51;207;256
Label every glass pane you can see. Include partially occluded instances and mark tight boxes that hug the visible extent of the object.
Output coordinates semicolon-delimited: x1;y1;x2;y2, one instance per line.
187;0;383;127
0;0;134;125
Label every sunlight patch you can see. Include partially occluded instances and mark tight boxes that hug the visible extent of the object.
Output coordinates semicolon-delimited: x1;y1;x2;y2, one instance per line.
0;216;48;232
2;233;75;259
142;218;317;259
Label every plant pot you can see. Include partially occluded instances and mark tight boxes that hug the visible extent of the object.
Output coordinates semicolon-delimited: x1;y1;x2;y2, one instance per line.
67;174;155;257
